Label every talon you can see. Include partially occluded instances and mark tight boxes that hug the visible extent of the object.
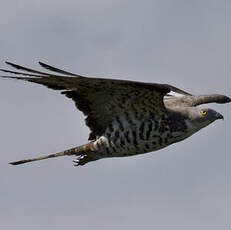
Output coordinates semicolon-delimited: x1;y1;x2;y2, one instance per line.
73;155;87;166
73;159;80;166
72;154;94;166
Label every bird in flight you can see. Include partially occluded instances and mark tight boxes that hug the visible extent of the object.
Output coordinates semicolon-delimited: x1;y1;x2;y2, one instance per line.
0;61;230;166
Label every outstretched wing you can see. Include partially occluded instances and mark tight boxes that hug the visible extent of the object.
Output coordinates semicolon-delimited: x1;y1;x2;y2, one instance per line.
164;94;231;108
0;61;191;139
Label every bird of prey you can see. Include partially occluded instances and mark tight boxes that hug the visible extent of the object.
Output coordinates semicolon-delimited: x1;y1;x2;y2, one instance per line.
0;61;230;166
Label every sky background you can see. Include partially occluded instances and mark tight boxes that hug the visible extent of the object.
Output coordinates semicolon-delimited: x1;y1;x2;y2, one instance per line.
0;0;230;229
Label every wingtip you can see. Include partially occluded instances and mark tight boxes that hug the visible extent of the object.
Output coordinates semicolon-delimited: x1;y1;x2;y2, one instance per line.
218;95;231;104
38;61;51;70
5;61;12;66
224;96;231;103
5;61;17;67
38;61;45;66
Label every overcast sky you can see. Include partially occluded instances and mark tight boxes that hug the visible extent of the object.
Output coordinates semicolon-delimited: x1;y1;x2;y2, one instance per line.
0;0;231;229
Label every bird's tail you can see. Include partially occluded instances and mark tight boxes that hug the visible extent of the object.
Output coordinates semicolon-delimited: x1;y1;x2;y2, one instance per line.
9;142;94;165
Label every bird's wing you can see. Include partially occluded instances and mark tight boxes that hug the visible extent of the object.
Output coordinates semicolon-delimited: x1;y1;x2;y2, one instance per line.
164;94;231;108
0;62;191;139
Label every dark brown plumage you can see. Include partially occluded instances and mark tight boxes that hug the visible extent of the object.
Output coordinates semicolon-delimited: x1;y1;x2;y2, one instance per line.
0;61;230;166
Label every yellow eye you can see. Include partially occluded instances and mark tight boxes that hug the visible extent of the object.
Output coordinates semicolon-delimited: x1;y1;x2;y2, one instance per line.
200;110;207;116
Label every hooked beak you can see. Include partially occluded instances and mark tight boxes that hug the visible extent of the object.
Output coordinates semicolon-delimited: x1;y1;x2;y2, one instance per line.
216;112;224;120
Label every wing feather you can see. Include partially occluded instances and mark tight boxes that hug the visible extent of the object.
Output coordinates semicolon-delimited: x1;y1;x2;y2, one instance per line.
0;61;192;139
38;61;82;77
5;61;51;76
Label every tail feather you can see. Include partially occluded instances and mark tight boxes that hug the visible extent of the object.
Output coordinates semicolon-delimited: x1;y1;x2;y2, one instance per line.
9;143;94;165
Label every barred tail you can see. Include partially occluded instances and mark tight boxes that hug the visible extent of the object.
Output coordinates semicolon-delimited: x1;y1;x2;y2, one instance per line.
9;142;94;165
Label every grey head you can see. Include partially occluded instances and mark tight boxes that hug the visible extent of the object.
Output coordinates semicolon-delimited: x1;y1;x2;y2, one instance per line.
165;94;230;135
180;107;224;133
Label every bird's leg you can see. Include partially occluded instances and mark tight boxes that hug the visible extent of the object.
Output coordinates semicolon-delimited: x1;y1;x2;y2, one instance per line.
73;154;99;166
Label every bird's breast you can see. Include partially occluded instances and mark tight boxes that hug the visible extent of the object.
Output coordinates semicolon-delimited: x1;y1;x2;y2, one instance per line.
92;112;186;158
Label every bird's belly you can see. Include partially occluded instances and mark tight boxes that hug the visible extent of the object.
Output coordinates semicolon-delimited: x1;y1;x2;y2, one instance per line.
92;122;179;158
93;133;173;158
91;112;189;158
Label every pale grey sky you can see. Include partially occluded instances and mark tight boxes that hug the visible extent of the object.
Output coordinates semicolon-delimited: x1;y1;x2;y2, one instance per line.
0;0;230;229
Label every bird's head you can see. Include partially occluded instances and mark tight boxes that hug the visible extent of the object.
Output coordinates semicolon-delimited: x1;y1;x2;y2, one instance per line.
184;107;224;132
166;94;230;134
